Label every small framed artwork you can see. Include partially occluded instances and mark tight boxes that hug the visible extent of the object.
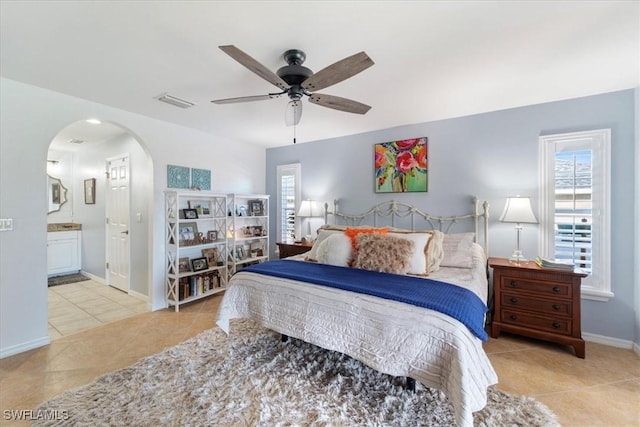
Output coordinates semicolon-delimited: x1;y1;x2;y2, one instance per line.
202;247;220;267
248;199;264;216
178;257;191;273
191;257;209;272
84;178;96;204
182;208;198;220
179;222;198;242
235;246;245;261
207;230;218;241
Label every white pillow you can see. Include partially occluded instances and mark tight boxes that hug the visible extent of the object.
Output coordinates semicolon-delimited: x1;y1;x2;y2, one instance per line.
387;231;432;275
441;232;475;268
315;233;353;267
427;230;445;272
305;228;343;261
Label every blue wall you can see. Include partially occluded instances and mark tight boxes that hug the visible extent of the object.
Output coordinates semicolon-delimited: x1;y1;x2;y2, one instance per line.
266;89;636;342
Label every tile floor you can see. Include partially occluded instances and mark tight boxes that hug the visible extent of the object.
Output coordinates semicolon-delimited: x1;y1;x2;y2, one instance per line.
1;294;639;426
48;279;149;339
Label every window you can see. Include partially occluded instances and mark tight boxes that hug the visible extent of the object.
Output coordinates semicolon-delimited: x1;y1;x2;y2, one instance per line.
539;129;612;301
276;163;301;243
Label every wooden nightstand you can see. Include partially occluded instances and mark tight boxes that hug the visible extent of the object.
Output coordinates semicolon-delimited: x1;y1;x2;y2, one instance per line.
489;257;587;358
276;241;313;259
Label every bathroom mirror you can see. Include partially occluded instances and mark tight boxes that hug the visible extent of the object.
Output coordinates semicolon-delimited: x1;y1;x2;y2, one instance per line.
47;175;68;214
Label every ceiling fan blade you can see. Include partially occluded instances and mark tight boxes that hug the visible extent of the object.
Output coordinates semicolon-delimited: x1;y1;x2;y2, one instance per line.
308;93;371;114
302;52;374;92
285;100;302;126
211;94;282;104
219;45;289;90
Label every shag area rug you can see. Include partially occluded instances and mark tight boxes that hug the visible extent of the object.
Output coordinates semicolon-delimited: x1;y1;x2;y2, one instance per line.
47;273;90;287
33;319;558;426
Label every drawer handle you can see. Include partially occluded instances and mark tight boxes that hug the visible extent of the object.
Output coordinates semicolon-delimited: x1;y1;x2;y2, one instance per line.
509;281;517;288
552;286;561;293
552;304;561;311
552;322;561;329
510;314;518;321
510;297;518;304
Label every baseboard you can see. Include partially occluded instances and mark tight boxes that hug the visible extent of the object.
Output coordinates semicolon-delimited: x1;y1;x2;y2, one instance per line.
583;332;634;350
0;336;50;359
633;342;640;357
80;270;105;285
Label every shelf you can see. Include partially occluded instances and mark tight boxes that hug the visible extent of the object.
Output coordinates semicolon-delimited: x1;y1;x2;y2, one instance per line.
167;286;226;305
165;190;229;312
233;255;268;265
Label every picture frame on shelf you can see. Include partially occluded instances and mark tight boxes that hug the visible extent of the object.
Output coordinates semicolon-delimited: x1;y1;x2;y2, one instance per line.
189;200;212;218
179;222;198;243
178;257;191;273
235;246;245;261
191;257;208;272
84;178;96;204
248;199;264;216
182;208;198;220
207;230;218;241
202;247;220;268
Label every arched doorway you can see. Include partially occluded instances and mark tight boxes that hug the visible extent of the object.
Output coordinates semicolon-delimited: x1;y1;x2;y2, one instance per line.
46;119;153;338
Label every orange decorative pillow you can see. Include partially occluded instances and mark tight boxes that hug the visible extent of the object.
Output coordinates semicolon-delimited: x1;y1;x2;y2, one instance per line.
344;227;389;250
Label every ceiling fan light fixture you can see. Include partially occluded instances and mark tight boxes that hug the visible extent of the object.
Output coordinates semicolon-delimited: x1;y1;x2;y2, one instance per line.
285;100;302;127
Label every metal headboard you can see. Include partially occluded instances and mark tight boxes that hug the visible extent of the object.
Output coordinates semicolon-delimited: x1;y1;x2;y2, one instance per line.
324;197;490;254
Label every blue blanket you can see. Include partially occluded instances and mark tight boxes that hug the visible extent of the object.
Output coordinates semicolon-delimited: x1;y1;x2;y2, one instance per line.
241;260;488;341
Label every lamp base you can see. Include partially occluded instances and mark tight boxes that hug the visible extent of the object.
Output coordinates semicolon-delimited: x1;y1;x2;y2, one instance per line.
508;250;528;264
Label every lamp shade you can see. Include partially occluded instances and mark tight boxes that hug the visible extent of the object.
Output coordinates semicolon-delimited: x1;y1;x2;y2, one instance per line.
297;200;319;217
499;196;538;224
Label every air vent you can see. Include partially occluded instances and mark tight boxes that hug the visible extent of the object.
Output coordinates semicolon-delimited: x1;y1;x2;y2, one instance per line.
155;93;195;109
68;139;85;144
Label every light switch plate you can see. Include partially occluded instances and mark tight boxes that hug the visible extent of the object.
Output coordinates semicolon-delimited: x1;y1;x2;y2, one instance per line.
0;218;13;231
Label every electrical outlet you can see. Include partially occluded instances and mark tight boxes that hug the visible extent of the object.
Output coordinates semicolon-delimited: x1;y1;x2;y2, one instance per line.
0;218;13;231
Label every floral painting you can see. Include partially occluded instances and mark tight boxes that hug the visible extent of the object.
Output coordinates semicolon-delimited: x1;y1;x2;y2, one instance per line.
375;137;428;193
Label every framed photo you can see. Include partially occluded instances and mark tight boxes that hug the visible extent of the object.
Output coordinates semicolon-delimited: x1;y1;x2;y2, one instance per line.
374;137;428;193
191;257;208;272
178;257;191;273
202;247;220;267
207;230;218;241
84;178;96;204
189;200;212;218
248;199;264;216
179;222;198;242
182;208;198;220
235;246;245;261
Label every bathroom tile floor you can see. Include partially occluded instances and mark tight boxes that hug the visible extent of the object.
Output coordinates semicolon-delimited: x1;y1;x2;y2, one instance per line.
1;293;638;426
48;279;149;339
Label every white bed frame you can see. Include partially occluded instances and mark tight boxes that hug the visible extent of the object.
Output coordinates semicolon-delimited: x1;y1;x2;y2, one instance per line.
323;196;490;254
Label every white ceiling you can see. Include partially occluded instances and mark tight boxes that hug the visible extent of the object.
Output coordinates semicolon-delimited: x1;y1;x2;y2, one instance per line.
1;1;638;148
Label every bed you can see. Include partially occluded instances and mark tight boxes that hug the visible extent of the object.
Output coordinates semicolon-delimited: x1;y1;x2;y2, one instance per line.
217;197;498;427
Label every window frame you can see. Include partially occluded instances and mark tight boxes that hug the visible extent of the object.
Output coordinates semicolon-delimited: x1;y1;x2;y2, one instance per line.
276;163;301;244
539;129;613;301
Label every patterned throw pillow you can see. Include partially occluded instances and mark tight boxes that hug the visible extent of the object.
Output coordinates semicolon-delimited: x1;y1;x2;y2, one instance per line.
441;232;475;268
353;233;415;275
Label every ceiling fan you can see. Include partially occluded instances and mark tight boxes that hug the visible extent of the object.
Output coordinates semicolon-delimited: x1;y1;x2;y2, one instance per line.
211;45;374;127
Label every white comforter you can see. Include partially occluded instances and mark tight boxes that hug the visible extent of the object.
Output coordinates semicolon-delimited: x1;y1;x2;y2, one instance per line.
217;248;498;427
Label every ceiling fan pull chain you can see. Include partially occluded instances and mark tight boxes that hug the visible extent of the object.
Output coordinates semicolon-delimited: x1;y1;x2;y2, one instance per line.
293;123;297;144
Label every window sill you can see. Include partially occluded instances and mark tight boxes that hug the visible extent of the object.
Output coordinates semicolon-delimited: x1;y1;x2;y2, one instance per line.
581;287;614;302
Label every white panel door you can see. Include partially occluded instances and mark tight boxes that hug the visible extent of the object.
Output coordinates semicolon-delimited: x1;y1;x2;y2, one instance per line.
106;155;130;292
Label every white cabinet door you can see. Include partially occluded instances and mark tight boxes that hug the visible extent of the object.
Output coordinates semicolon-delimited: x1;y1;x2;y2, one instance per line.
47;231;81;276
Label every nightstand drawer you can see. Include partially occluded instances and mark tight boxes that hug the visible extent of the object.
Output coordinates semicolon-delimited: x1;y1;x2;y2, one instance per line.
502;309;572;335
501;293;571;316
500;277;571;298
